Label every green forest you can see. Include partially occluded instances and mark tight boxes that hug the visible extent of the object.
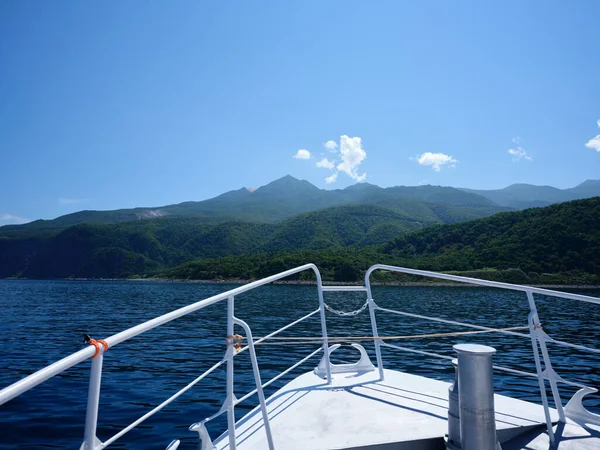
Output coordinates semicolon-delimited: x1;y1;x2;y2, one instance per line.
165;197;600;284
2;196;599;284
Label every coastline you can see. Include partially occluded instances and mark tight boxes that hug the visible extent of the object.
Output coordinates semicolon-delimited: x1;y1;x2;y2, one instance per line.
4;277;598;289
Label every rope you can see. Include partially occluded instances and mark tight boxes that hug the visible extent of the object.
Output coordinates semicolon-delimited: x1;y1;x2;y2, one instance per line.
229;326;529;347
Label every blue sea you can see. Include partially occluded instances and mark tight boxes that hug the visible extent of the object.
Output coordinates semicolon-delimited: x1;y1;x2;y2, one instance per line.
1;280;599;449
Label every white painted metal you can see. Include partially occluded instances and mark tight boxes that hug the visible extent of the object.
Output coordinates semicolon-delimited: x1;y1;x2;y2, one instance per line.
3;263;600;449
235;348;322;405
215;368;560;450
365;282;385;380
364;264;600;446
102;359;225;447
165;439;181;450
236;309;320;354
314;343;375;378
365;264;600;304
0;264;325;406
226;296;236;450
525;290;566;424
321;285;367;291
0;264;328;449
314;271;332;384
564;386;600;427
526;296;557;444
377;305;530;339
382;341;455;361
233;317;274;450
190;420;214;449
80;348;105;450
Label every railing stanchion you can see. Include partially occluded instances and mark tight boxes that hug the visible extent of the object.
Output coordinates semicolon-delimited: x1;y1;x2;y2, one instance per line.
226;295;236;450
234;318;275;449
314;271;332;384
525;293;555;444
81;349;104;450
526;291;566;423
365;270;384;380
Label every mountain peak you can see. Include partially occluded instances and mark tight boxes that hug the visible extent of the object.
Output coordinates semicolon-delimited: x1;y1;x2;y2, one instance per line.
575;179;600;188
257;175;319;193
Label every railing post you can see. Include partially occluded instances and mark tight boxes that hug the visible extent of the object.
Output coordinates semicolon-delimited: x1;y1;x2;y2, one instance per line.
526;292;565;420
365;271;384;380
314;271;332;384
233;317;275;449
525;291;558;444
80;350;104;450
226;295;236;450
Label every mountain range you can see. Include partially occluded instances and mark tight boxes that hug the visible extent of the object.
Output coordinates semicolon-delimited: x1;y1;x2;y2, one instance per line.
1;175;599;280
3;176;599;237
166;196;600;284
460;179;600;209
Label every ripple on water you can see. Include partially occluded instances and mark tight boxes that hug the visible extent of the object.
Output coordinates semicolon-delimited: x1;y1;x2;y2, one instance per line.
0;280;599;449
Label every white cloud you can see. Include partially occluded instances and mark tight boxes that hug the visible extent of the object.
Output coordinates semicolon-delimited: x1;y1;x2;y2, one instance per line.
316;158;335;169
0;213;31;225
325;173;338;184
336;135;367;181
585;120;600;152
508;147;532;162
512;136;521;144
586;135;600;152
324;140;338;152
415;152;458;172
293;149;311;159
59;197;89;205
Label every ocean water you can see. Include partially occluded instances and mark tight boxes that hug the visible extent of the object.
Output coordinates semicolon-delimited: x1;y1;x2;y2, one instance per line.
1;279;599;449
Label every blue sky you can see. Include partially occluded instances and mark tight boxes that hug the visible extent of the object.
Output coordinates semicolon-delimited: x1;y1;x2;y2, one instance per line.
1;1;599;224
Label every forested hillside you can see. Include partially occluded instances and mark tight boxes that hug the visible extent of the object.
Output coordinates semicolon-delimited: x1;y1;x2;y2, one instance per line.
1;175;508;236
165;197;600;283
2;184;598;282
0;205;426;278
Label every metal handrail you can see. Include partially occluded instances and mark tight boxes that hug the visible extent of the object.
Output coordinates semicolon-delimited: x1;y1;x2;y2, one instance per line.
235;347;323;405
365;264;600;304
364;263;600;445
0;263;331;450
3;263;599;449
0;264;325;406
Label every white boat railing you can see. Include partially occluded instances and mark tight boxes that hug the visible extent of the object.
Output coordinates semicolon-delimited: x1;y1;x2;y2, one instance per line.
2;263;600;449
364;264;600;444
0;264;332;450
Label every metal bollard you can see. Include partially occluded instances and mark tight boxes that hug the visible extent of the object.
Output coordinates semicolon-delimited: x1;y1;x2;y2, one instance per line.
454;344;497;450
446;358;461;449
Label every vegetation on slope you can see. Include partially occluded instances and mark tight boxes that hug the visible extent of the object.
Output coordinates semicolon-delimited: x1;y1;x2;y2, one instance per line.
1;175;508;236
0;205;424;278
164;197;600;284
2;195;598;283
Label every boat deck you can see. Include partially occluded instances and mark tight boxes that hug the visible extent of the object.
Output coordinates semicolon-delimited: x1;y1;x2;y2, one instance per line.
214;368;560;450
504;422;600;450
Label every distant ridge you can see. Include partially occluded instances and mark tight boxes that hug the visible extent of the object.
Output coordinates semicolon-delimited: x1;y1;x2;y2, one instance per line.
1;189;599;280
165;196;600;283
460;179;600;209
2;175;599;237
1;175;506;236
